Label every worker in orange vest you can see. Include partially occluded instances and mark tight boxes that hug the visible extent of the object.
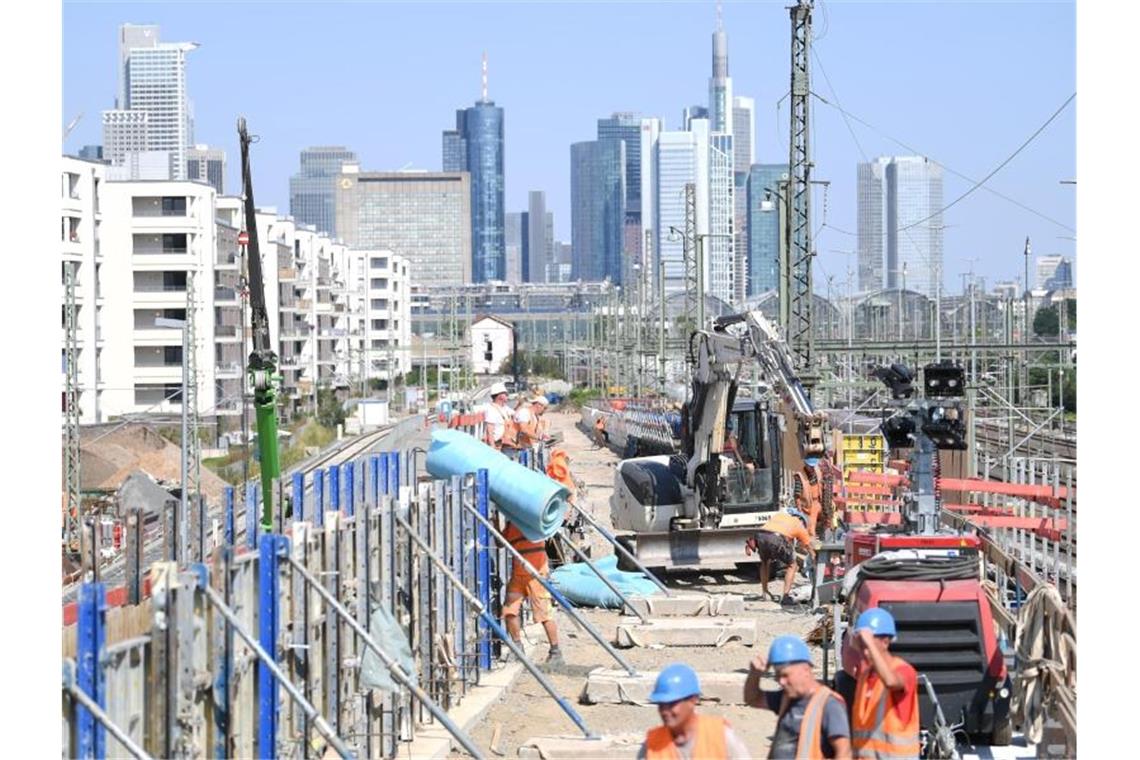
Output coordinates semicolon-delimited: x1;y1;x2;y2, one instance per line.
794;456;826;537
745;509;816;606
849;609;920;759
514;395;549;448
500;520;563;666
744;636;852;759
639;663;752;759
545;448;577;501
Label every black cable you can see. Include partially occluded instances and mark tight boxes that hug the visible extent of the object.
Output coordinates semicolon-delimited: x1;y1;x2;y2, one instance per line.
858;555;979;583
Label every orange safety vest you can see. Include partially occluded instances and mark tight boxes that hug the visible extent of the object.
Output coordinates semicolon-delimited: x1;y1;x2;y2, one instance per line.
644;715;729;760
545;451;576;494
851;657;920;759
503;522;548;578
774;686;844;760
794;468;823;536
762;511;811;548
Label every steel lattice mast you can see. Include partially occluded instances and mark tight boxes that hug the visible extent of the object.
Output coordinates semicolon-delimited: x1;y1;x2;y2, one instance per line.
64;261;81;555
787;0;816;392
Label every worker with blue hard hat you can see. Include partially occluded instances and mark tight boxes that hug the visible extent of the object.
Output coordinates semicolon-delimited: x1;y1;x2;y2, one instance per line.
849;608;920;758
744;636;852;759
639;663;752;759
793;451;831;538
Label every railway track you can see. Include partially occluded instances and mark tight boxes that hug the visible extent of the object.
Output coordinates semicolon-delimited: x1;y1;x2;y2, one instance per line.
62;416;422;604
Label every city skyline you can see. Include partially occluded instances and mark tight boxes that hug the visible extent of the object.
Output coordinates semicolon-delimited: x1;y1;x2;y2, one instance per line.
63;2;1075;291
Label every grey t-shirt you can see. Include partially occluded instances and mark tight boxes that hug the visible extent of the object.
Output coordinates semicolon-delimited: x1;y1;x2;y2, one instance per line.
636;723;752;760
764;689;849;759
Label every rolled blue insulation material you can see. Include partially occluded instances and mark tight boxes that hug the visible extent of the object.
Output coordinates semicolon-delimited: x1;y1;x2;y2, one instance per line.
425;429;569;541
550;555;662;608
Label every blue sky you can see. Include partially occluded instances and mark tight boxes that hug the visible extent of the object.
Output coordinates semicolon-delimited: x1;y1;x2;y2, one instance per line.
63;0;1075;293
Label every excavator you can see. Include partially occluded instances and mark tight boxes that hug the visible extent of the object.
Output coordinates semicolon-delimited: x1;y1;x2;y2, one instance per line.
610;311;828;570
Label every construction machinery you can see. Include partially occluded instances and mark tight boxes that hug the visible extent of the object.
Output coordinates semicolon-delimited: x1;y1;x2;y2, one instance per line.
609;311;828;570
833;362;1013;753
238;117;284;530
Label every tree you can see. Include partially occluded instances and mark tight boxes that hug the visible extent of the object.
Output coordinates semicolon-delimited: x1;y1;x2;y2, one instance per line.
317;387;345;429
1033;306;1059;337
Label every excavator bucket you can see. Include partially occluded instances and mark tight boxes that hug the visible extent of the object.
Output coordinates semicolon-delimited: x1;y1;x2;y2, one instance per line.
615;526;763;572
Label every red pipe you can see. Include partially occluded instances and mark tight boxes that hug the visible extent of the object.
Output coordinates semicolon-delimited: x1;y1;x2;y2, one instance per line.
937;478;1074;503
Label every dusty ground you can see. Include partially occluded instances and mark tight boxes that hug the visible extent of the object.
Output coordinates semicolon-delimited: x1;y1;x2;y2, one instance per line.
454;409;827;758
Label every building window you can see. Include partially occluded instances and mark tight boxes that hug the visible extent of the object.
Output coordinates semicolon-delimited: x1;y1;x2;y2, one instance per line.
162;233;188;254
370;277;389;290
163;271;188;291
161;197;187;216
370;299;389;311
370;257;389;269
164;345;183;365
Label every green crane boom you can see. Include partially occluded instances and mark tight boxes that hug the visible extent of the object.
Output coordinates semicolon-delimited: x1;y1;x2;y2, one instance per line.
238;117;281;531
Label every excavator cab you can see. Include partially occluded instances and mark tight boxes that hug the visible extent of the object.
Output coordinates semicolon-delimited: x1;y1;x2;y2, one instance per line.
718;399;780;516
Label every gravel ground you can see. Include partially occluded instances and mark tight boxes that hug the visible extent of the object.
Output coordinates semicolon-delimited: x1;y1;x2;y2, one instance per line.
453;410;827;758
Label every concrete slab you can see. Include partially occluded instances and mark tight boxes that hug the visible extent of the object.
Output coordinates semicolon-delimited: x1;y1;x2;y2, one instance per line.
517;733;643;759
580;667;750;706
613;617;758;648
625;593;744;618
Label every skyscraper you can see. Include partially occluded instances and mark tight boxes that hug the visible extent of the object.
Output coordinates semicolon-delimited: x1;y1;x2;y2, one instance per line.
857;156;944;295
289;146;358;237
505;211;525;284
708;10;734;136
335;167;471;287
731;97;754;302
598;113;645;273
653;127;706;295
571;140;626;283
104;24;197;180
186;145;225;194
442;55;506;282
747;164;789;296
708;132;736;305
526;191;552;283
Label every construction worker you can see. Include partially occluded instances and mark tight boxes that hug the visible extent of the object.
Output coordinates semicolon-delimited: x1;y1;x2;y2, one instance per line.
514;395;549;448
481;382;519;454
744;635;852;759
639;664;752;760
745;509;816;606
501;519;563;666
848;609;919;759
794;456;825;537
592;413;608;449
545;448;577;502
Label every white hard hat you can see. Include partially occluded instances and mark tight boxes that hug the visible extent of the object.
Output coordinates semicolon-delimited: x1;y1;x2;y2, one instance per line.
489;382;508;397
533;395;550;407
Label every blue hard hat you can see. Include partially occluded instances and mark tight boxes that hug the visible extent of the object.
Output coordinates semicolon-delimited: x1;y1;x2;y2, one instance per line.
805;456;821;467
854;607;897;638
649;663;701;703
786;508;808;528
768;635;812;666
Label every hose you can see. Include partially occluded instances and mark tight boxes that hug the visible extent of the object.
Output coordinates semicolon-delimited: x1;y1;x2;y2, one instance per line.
857;555;979;582
1012;585;1076;745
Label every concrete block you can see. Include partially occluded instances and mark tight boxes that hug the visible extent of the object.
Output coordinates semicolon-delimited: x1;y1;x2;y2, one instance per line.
614;617;758;648
581;667;749;705
518;734;643;759
626;593;744;618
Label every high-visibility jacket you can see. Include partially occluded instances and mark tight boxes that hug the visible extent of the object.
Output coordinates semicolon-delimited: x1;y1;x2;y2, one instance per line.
851;656;920;759
761;511;812;550
503;521;548;579
771;685;844;760
644;715;729;760
794;467;823;536
545;450;576;495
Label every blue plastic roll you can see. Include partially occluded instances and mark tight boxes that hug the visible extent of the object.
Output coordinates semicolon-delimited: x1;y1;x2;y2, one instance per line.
551;556;662;608
425;429;569;541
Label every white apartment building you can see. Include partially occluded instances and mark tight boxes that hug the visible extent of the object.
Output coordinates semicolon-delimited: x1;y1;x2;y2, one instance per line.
61;156;106;424
98;178;218;420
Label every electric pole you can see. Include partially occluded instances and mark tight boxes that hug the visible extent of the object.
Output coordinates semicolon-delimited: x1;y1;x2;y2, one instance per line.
787;0;816;392
64;261;81;556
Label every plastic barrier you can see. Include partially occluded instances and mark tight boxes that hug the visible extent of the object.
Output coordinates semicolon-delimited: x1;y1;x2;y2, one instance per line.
425;429;569;541
551;555;662;609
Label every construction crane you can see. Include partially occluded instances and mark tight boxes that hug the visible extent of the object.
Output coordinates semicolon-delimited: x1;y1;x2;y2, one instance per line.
63;261;82;557
63;112;83;142
238;117;282;530
786;0;816;393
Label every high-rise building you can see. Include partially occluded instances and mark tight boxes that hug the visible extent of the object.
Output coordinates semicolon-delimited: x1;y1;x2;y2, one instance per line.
78;145;105;162
732;97;755;302
747;164;788;296
505;211;525;284
101;110;148;167
682;106;710;129
527;191;552;283
334;166;472;288
598;113;645;274
443;56;506;282
731;97;755;175
186;145;225;194
570;140;626;283
289;146;358;237
708;132;736;305
1037;255;1073;290
104;24;197;180
857;156;944;296
708;15;734;136
653;127;706;294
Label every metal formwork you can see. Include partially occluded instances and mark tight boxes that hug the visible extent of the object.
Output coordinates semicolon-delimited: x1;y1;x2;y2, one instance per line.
61;449;513;760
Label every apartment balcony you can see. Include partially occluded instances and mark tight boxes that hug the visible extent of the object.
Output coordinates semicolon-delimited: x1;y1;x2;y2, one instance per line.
214;287;238;304
132;328;185;346
278;267;297;282
214;325;242;342
132;290;189;308
216;362;242;378
132;364;183;383
296;298;312;311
